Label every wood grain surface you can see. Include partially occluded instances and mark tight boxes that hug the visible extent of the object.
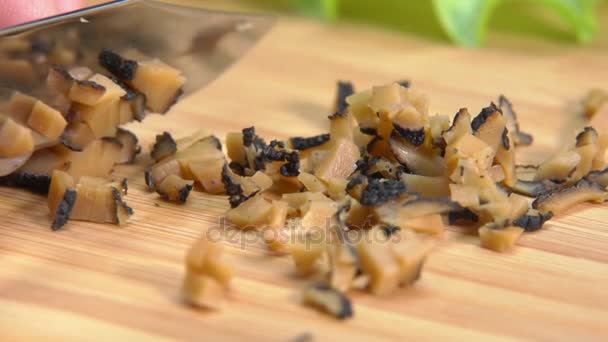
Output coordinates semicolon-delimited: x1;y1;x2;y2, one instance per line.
1;1;608;341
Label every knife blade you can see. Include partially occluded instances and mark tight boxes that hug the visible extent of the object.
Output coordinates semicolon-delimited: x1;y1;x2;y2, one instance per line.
0;0;273;176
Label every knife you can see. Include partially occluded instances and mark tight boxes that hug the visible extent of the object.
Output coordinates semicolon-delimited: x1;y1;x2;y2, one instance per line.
0;0;274;176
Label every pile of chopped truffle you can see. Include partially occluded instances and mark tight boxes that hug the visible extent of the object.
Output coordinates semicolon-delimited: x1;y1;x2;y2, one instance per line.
174;82;608;319
0;49;186;230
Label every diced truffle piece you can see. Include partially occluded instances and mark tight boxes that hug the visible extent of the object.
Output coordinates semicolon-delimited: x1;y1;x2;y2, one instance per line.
495;128;517;187
498;95;533;146
513;209;553;232
0;171;51;195
189;158;226;194
333;81;355;114
46;65;75;95
150;131;177;162
478;224;524;252
48;170;77;230
99;50;185;113
389;135;445;176
532;178;608;215
156;174;194;203
290;134;331;151
314;138;360;182
360;178;406;206
302;284;353;320
72;99;120;138
442;108;472;145
26;100;67;140
327;226;359;291
0;116;34;158
226;194;273;228
298;172;327;193
376;198;461;227
67;138;123;181
471;104;506;153
182;234;233;309
287;231;326;276
449;183;480;207
115;128;141;164
70;177;134;225
444;133;495;173
355;230;402;295
300;200;337;231
389;229;434;285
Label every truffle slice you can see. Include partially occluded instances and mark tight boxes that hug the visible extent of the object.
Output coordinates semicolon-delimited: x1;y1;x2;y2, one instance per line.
156;174;194;204
471;104;506;153
302;284;353;320
498;95;533;146
478;224;524;252
99;49;186;113
532;178;608;215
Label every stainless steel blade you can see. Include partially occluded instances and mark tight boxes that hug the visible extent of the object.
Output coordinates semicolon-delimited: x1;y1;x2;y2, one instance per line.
0;0;273;176
0;0;274;95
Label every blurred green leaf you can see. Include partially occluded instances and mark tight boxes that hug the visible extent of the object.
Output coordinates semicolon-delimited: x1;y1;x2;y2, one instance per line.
433;0;598;46
291;0;600;46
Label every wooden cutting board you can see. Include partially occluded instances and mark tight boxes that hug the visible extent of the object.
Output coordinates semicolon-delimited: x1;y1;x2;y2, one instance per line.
2;9;608;341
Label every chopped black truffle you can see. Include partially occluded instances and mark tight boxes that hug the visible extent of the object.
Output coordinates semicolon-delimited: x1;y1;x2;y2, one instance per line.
98;48;138;81
513;209;553;232
471;103;502;132
51;189;77;230
447;208;479;225
393;125;425;146
290;134;330;151
302;283;353;320
334;81;355;114
501;128;510;150
360;178;407;206
0;172;52;195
